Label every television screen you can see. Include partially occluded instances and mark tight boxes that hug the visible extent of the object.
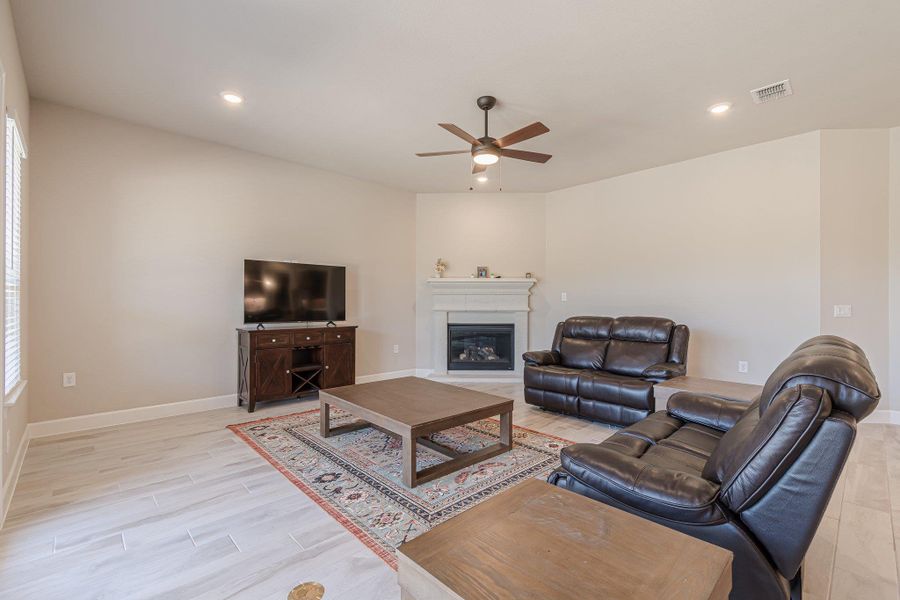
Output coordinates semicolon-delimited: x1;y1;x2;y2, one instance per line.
243;260;346;324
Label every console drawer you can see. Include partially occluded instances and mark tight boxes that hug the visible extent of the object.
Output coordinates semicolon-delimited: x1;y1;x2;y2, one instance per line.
256;332;292;348
325;329;354;344
293;332;324;346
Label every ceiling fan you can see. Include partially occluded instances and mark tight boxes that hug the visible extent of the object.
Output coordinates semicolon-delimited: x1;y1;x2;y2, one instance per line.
416;96;551;174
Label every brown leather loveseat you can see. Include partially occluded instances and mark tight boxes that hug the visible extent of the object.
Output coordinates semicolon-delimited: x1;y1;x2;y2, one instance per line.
549;336;880;600
523;316;689;426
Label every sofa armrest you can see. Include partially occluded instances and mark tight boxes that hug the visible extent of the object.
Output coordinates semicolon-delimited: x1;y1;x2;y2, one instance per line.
641;362;686;381
667;392;750;432
522;350;559;366
560;444;725;524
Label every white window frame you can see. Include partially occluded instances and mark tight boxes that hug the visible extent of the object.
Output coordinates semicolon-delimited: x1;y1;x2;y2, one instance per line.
3;108;26;406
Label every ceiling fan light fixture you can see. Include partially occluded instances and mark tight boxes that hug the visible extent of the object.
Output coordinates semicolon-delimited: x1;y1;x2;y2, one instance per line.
472;145;500;165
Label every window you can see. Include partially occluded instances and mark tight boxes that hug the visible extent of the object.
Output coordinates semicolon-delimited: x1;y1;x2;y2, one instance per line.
4;115;24;395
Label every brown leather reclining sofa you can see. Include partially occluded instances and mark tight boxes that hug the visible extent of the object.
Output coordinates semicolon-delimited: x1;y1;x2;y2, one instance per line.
523;316;689;426
549;335;880;600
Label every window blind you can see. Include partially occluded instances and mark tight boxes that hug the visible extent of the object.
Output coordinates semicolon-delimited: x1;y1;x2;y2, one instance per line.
5;116;24;395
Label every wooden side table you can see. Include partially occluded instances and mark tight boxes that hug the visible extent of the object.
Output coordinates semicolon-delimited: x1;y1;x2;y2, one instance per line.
654;375;762;411
398;479;732;600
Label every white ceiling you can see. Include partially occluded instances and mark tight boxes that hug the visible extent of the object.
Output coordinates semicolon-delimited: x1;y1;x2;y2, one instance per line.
10;0;900;192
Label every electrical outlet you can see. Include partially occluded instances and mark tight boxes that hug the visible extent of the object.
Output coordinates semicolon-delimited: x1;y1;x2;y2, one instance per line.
63;372;76;387
737;361;749;374
393;344;399;354
833;304;852;318
561;292;568;302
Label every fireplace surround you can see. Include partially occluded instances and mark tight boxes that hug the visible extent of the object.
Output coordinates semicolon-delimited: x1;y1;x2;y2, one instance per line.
426;277;536;379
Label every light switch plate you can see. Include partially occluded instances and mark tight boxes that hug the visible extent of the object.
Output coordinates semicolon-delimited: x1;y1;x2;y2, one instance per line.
833;304;852;318
737;361;749;374
392;344;399;354
63;372;76;387
561;292;568;302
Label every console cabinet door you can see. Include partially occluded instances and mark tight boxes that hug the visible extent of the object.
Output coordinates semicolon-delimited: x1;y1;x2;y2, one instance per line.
255;348;291;400
323;343;354;388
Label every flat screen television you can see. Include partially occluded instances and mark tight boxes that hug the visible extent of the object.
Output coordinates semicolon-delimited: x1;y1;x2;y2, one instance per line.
243;259;346;324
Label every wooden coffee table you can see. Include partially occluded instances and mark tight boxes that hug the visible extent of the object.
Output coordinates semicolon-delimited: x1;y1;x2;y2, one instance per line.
398;479;733;600
319;377;513;488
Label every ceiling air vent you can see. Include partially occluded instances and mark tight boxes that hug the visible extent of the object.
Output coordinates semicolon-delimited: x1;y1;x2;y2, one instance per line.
750;79;793;104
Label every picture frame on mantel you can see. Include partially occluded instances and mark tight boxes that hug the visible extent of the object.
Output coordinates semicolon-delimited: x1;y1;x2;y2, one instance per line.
476;266;489;278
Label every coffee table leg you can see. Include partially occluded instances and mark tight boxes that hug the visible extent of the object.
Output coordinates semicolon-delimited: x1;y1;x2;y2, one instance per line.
320;400;331;437
500;411;512;449
402;433;417;488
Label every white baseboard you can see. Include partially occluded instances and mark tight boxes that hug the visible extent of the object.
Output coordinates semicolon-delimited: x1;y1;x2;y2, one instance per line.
27;393;237;439
26;368;422;440
1;426;31;528
356;369;418;384
416;368;523;384
866;409;900;425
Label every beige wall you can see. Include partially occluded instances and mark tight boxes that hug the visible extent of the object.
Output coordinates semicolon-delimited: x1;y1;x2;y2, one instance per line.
819;129;891;398
1;0;30;495
414;193;546;370
28;101;416;422
890;128;900;410
543;133;822;384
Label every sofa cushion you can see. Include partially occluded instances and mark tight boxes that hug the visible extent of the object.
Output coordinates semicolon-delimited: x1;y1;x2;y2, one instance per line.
558;316;613;369
611;316;674;343
562;316;613;339
641;444;708;475
578;371;654;410
560;442;725;524
601;431;651;457
617;411;682;444
658;423;724;460
702;384;832;512
524;364;580;395
603;339;669;377
559;338;608;369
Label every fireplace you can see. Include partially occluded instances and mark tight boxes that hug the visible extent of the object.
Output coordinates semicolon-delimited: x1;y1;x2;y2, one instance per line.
447;324;515;371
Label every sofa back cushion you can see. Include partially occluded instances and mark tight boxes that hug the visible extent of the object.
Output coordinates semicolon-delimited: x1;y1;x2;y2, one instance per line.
759;335;880;421
558;317;612;369
702;385;831;513
602;317;674;377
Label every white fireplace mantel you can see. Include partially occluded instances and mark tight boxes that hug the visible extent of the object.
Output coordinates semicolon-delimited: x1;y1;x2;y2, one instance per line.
426;277;536;379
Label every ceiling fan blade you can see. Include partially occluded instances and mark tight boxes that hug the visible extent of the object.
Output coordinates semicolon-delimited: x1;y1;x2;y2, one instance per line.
416;150;470;157
501;148;552;163
495;122;550;148
439;123;479;145
472;163;487;174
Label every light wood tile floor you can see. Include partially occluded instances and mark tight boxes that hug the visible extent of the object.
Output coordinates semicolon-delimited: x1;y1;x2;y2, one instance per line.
0;382;896;599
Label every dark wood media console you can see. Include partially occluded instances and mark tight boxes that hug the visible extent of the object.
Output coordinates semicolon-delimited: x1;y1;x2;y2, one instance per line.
237;325;357;412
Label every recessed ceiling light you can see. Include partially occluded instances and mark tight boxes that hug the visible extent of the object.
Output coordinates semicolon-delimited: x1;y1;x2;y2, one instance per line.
220;91;244;105
707;102;731;115
476;175;488;183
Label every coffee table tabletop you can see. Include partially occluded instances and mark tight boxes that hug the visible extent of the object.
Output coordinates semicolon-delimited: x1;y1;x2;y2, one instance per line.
398;479;733;600
322;377;512;429
319;377;514;488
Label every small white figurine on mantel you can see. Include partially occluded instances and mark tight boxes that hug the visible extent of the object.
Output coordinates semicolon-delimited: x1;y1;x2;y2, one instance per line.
434;258;447;278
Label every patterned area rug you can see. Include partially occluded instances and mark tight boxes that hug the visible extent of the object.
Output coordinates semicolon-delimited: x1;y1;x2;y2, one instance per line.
228;408;572;569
